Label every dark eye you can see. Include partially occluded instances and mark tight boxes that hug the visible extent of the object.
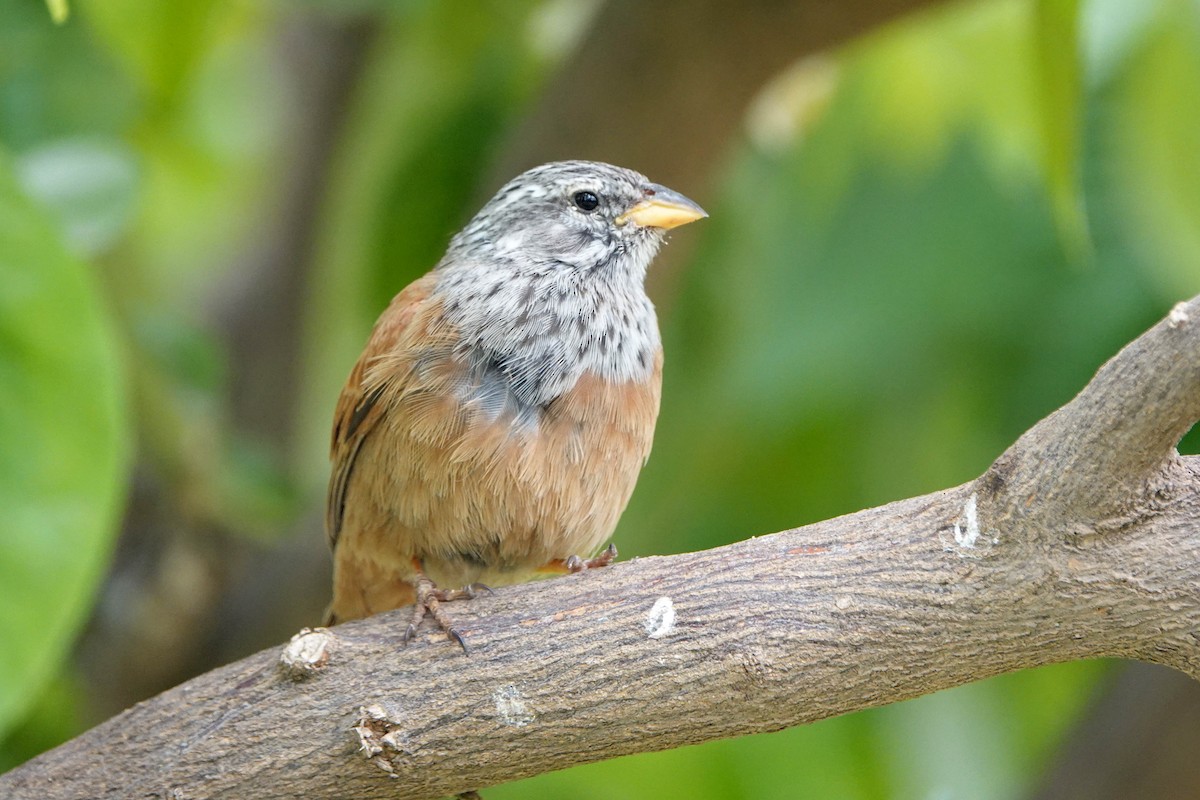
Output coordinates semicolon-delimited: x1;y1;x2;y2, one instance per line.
573;191;600;212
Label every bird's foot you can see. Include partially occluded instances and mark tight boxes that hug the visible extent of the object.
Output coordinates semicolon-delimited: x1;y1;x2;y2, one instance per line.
404;571;492;653
565;543;618;573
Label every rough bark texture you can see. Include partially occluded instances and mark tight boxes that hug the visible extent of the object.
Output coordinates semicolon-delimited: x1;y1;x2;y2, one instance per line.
4;296;1200;799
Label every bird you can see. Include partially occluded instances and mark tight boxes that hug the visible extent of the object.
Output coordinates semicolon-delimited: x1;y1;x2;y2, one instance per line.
324;160;706;648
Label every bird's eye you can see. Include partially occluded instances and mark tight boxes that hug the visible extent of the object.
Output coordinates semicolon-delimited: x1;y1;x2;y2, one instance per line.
573;191;600;212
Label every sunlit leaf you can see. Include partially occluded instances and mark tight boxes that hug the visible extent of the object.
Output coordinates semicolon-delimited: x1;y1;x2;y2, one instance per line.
0;152;129;738
1081;0;1160;84
45;0;68;24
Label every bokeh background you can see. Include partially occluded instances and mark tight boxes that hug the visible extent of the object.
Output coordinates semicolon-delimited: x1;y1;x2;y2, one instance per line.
3;0;1200;796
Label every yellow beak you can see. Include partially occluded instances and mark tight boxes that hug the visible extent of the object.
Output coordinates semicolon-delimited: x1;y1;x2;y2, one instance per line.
616;184;708;230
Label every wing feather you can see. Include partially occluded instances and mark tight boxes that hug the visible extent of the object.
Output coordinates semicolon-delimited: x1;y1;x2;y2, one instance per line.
325;274;441;549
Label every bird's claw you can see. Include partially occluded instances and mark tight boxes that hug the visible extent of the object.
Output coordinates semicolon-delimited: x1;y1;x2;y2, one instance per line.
446;627;468;652
405;576;486;653
567;543;618;573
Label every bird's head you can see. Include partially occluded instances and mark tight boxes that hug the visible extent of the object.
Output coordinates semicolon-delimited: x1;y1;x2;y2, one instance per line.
446;160;707;278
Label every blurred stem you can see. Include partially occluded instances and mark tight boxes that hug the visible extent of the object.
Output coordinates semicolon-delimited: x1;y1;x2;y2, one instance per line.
217;17;375;454
1033;0;1092;264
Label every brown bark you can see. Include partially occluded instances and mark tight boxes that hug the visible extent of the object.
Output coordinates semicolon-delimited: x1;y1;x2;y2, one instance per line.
3;295;1199;799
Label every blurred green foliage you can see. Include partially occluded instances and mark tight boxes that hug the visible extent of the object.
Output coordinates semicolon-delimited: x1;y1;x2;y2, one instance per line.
1;0;1199;796
0;153;128;741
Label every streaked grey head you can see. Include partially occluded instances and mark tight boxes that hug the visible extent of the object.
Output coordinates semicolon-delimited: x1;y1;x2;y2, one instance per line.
434;160;706;415
445;160;706;278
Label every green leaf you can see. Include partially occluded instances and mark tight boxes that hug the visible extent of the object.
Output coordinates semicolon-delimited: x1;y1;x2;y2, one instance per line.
1034;0;1092;263
0;151;130;738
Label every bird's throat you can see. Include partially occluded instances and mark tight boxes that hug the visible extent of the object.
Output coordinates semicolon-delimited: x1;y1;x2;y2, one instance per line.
437;267;661;410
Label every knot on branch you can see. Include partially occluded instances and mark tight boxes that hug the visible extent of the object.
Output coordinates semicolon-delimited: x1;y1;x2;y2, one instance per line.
354;705;410;777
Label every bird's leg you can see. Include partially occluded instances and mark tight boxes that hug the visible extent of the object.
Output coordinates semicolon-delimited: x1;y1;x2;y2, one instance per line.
539;543;619;574
404;559;491;653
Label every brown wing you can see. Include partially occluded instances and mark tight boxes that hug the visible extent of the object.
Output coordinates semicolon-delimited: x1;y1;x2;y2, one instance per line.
325;273;441;550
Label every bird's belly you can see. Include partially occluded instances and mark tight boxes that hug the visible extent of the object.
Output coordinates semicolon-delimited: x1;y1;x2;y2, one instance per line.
339;363;662;592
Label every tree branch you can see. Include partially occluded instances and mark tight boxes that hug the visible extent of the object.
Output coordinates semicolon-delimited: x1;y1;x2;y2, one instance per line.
4;297;1200;799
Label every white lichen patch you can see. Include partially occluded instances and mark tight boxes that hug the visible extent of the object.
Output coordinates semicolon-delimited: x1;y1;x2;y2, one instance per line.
492;685;535;727
1169;302;1190;328
953;493;981;548
278;627;335;679
644;596;676;639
